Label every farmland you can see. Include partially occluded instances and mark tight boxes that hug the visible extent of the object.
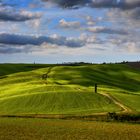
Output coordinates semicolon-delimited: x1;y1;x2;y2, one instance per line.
0;63;140;115
0;118;139;140
0;63;140;139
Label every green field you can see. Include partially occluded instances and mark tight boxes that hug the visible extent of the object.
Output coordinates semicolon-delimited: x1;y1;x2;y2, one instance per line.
0;63;140;115
0;118;139;140
0;63;140;140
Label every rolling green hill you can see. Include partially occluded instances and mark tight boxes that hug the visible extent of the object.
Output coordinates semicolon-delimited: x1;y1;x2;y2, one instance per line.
0;63;140;115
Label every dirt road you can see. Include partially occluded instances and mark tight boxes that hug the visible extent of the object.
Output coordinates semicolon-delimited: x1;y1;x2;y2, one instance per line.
99;92;133;113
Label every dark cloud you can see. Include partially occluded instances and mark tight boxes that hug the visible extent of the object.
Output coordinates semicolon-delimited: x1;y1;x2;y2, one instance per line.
91;0;140;9
87;26;128;35
0;33;106;54
0;33;85;48
91;0;119;8
42;0;140;9
123;0;140;9
42;0;90;8
0;5;41;22
129;8;140;19
0;44;29;54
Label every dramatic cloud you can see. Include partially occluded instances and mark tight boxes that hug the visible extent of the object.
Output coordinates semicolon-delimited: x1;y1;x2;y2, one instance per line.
0;33;105;54
42;0;140;9
42;0;90;8
0;5;41;22
0;0;139;62
0;33;85;48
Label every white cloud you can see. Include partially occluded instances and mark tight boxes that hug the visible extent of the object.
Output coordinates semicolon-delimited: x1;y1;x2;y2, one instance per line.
86;16;96;25
26;19;41;29
59;19;81;28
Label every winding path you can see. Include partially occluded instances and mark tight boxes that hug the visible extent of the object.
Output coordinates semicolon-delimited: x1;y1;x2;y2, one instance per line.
99;92;133;113
42;66;53;84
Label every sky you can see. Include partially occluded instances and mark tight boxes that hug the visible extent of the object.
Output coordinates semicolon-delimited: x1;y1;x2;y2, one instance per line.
0;0;140;63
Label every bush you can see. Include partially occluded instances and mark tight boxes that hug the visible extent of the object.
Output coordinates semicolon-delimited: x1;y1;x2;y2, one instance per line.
107;112;140;122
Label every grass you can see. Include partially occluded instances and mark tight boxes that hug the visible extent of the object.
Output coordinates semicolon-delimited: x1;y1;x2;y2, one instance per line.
0;90;119;114
0;63;140;115
0;63;140;140
99;86;140;112
51;64;140;91
0;118;139;140
109;92;140;112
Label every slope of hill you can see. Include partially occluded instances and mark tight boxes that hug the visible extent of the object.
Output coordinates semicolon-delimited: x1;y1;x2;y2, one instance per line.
0;63;139;115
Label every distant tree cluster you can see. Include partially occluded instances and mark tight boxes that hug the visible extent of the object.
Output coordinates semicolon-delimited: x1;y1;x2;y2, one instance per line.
57;62;93;66
102;61;140;65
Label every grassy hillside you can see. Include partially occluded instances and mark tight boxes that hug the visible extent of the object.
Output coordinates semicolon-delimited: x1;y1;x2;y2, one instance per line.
0;63;140;115
51;64;140;91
